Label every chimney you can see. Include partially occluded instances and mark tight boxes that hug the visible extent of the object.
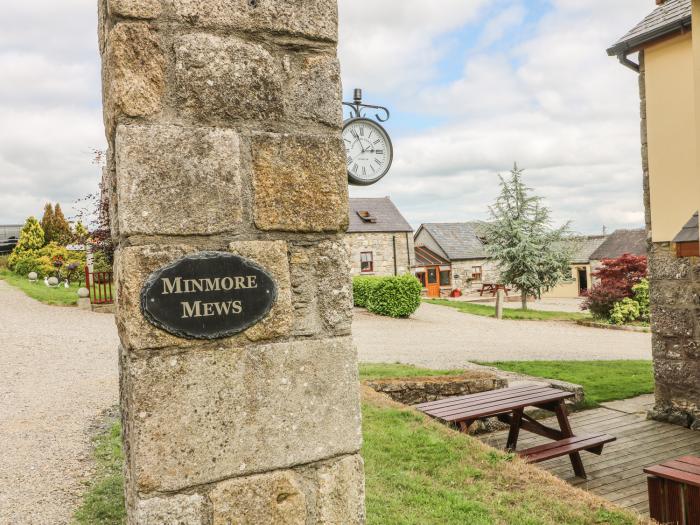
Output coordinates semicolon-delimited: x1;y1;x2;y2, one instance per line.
656;0;666;4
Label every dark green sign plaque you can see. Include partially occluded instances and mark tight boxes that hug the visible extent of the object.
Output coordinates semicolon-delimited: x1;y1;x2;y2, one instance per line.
140;252;277;340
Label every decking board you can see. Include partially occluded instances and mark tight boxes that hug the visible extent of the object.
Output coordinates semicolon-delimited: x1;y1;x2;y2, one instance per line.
478;405;700;517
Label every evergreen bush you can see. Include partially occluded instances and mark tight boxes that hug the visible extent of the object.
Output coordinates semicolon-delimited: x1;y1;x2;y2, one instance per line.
8;217;44;271
353;276;380;308
353;275;422;318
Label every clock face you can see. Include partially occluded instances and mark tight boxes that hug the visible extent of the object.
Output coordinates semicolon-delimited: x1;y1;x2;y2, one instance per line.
343;118;393;186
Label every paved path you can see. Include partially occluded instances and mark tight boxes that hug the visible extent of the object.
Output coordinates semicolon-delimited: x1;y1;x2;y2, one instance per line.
353;303;651;368
0;281;119;525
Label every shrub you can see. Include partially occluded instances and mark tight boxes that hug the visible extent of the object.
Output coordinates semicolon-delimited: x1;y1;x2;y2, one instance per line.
8;217;45;271
582;254;647;320
632;278;650;322
10;251;43;276
92;250;113;274
8;242;86;279
610;298;641;326
353;277;380;308
359;275;422;318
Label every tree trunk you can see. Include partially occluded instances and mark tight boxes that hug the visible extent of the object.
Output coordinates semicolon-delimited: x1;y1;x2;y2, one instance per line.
521;291;528;311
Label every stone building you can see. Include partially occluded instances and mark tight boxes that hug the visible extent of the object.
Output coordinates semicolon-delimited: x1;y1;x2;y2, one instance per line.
543;229;647;299
542;235;608;299
414;222;499;297
608;0;700;430
346;197;414;277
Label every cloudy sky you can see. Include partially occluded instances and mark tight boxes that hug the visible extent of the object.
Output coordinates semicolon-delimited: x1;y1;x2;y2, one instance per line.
0;0;651;234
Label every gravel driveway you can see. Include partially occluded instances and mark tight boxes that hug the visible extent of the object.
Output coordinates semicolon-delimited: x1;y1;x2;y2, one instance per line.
353;302;651;368
0;281;119;524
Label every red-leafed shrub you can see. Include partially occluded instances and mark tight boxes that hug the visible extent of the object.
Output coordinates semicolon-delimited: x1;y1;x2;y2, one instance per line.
582;254;648;319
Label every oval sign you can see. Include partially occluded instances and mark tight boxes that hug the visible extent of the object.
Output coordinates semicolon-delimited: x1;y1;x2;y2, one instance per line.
140;251;278;340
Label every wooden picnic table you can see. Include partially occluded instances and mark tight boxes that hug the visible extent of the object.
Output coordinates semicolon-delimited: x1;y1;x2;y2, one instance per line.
479;283;510;297
415;385;615;478
644;456;700;524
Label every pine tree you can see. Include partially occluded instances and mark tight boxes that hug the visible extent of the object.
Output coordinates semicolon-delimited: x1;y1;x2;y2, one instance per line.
484;164;573;310
53;203;71;245
40;203;55;245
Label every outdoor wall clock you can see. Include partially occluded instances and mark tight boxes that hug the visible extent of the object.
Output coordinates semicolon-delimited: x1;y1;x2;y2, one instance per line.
343;89;393;186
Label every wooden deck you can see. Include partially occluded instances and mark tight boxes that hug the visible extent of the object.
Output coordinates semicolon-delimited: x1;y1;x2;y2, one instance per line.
479;397;700;518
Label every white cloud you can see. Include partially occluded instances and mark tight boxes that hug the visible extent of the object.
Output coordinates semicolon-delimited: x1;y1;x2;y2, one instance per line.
347;0;653;234
477;3;526;49
0;0;657;236
338;0;489;94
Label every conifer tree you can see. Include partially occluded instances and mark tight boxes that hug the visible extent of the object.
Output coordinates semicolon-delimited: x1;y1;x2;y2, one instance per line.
484;164;573;310
53;203;71;245
15;216;45;252
40;203;55;245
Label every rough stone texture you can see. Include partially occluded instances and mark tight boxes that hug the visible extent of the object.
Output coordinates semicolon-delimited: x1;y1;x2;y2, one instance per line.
210;470;308;525
365;374;507;406
122;337;362;492
285;53;343;128
163;0;338;42
103;23;164;138
253;133;348;232
289;241;352;337
175;34;283;123
208;454;364;525
115;244;292;350
228;240;292;342
174;34;341;126
134;494;207;525
315;455;365;525
647;232;700;431
115;124;242;236
109;0;162;18
346;232;414;277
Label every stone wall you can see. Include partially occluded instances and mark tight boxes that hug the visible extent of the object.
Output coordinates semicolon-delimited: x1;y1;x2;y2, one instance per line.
451;259;500;290
346;231;414;277
100;1;365;522
365;373;507;406
639;51;700;430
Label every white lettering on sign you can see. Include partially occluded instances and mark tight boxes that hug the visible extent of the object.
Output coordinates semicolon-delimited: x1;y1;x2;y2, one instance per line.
180;300;244;319
161;276;259;295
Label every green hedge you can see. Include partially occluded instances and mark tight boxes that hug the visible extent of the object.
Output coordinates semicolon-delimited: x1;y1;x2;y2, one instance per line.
353;275;422;318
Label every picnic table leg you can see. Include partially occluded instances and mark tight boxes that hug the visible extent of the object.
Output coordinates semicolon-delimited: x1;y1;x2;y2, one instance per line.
506;408;524;451
554;401;586;478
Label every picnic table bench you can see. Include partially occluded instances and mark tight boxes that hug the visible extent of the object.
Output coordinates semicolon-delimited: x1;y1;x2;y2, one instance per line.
415;385;615;478
479;283;511;297
644;456;700;524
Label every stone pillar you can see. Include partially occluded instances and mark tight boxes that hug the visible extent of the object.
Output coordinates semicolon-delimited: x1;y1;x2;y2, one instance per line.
99;1;365;522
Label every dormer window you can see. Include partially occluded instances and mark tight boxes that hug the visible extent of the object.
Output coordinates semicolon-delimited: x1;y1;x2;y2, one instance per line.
357;211;377;223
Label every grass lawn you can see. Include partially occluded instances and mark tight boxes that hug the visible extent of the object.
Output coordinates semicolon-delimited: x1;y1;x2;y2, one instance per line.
76;385;647;525
479;361;654;409
0;268;80;306
74;421;125;525
425;298;591;321
360;362;467;381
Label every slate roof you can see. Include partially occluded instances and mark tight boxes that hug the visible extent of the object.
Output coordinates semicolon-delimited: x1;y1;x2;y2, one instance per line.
590;229;648;260
347;197;413;233
607;0;691;56
563;235;609;265
672;212;699;243
415;245;450;267
418;222;489;260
